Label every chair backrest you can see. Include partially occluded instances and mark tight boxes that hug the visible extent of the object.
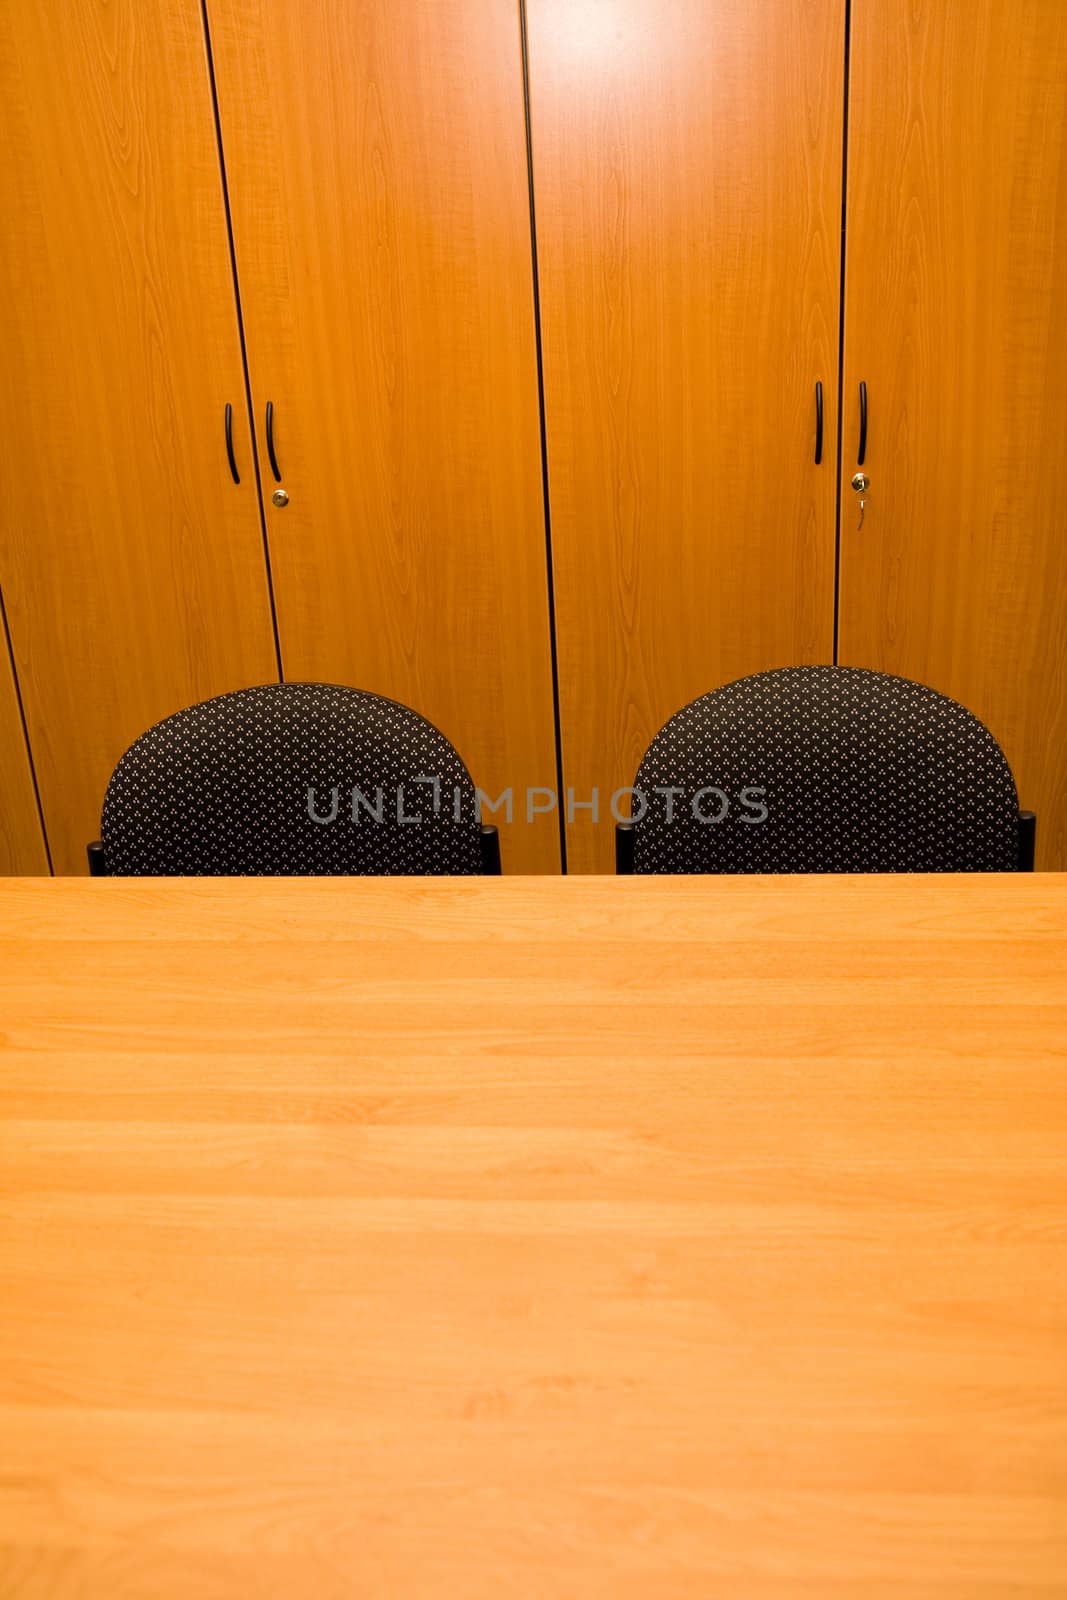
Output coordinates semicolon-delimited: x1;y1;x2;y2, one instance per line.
98;682;487;875
627;666;1024;873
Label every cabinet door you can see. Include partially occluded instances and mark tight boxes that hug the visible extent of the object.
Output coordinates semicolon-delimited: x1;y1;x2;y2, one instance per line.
208;0;560;874
840;0;1067;867
527;0;844;872
0;630;48;875
0;0;279;875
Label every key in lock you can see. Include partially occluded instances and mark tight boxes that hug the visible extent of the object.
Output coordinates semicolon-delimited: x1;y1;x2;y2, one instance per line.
851;472;870;530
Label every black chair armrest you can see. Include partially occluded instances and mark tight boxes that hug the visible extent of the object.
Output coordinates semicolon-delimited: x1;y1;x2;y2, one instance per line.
1017;810;1036;872
479;823;502;876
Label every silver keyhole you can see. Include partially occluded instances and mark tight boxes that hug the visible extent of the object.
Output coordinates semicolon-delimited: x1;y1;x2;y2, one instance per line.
851;473;870;493
271;488;289;508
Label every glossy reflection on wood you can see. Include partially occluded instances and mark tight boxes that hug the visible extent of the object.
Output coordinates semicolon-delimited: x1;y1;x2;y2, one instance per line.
527;0;844;871
839;0;1067;868
0;631;47;874
208;0;560;873
0;0;279;875
1;873;1066;1596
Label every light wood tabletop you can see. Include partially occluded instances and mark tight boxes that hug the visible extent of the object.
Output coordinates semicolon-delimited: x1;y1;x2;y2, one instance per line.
1;873;1066;1597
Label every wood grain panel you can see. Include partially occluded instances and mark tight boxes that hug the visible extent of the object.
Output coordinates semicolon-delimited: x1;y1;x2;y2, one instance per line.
1;872;1065;1595
208;0;560;874
840;0;1067;868
0;0;279;875
0;622;47;874
527;0;844;871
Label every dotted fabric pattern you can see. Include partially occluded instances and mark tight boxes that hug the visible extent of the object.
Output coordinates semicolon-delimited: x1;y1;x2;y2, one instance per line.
100;683;484;876
631;666;1022;874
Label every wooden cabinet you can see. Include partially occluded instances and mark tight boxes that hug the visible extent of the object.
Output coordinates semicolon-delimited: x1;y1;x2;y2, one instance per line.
531;0;1066;871
0;0;279;874
839;0;1067;869
207;0;561;873
526;0;845;872
0;628;48;875
3;0;1064;876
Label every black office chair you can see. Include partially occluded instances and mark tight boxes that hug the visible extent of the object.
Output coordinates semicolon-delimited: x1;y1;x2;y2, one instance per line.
616;666;1036;874
88;682;501;876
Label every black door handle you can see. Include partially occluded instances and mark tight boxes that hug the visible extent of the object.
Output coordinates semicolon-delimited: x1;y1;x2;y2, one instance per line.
224;403;240;484
265;400;282;482
858;380;868;466
814;381;824;465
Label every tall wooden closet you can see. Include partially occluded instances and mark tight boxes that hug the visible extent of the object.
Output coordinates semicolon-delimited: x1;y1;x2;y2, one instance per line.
839;0;1067;869
529;0;1067;871
206;0;561;874
1;0;1064;875
526;0;845;873
0;0;279;875
0;0;558;876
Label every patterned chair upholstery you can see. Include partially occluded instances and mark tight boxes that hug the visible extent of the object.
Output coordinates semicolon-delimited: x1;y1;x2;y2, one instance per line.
618;666;1033;874
90;682;495;876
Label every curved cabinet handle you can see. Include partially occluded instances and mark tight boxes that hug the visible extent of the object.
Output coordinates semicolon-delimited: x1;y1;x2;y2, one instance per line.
858;380;868;466
224;403;240;485
814;381;824;465
265;400;282;482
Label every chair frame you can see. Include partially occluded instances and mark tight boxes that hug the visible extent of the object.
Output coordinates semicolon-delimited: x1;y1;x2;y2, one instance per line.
616;812;1037;875
88;824;502;877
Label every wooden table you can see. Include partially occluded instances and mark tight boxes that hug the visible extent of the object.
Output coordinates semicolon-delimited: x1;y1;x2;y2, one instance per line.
1;874;1066;1597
